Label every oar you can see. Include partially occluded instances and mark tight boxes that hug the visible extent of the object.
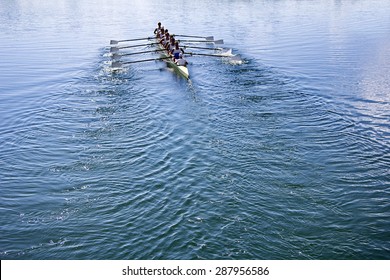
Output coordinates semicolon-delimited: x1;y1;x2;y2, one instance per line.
110;42;159;52
185;52;240;59
111;57;169;68
178;39;224;44
173;35;214;40
110;37;154;44
112;49;166;60
183;45;224;51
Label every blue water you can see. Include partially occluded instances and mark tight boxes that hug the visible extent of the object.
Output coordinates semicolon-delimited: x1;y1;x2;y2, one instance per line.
0;0;389;259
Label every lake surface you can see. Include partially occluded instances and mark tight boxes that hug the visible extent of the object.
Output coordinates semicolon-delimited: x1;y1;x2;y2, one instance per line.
0;0;389;259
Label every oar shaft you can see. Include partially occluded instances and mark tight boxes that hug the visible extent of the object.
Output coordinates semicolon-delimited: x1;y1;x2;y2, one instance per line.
113;49;165;59
174;35;214;40
184;45;223;51
179;39;224;44
119;42;158;49
110;42;159;52
112;57;169;68
122;58;163;64
110;37;153;44
185;52;237;58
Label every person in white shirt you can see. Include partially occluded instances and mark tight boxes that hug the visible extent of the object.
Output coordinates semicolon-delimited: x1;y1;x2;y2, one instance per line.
161;32;170;45
154;22;162;34
167;36;176;52
176;53;188;66
171;42;183;60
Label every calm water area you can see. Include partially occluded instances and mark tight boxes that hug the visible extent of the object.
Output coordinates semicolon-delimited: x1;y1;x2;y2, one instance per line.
0;0;389;259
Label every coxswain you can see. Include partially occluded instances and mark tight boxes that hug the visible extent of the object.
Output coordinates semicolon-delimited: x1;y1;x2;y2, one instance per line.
176;53;188;66
154;22;162;34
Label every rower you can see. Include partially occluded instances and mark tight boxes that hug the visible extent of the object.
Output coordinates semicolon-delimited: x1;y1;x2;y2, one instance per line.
158;27;165;39
172;41;184;60
161;32;170;45
154;22;162;34
166;36;175;52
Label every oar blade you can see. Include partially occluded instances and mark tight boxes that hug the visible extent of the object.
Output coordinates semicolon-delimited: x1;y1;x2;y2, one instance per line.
111;61;122;68
110;40;119;45
228;55;243;65
214;39;224;44
205;36;214;41
220;49;233;56
112;54;122;60
110;47;120;53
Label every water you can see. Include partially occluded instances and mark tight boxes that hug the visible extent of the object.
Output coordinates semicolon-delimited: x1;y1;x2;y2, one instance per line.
0;0;389;259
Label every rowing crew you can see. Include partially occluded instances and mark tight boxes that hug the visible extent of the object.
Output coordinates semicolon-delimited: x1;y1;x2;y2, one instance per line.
154;22;188;66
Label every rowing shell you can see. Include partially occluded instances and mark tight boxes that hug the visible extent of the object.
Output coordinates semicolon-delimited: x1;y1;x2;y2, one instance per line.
155;37;189;79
